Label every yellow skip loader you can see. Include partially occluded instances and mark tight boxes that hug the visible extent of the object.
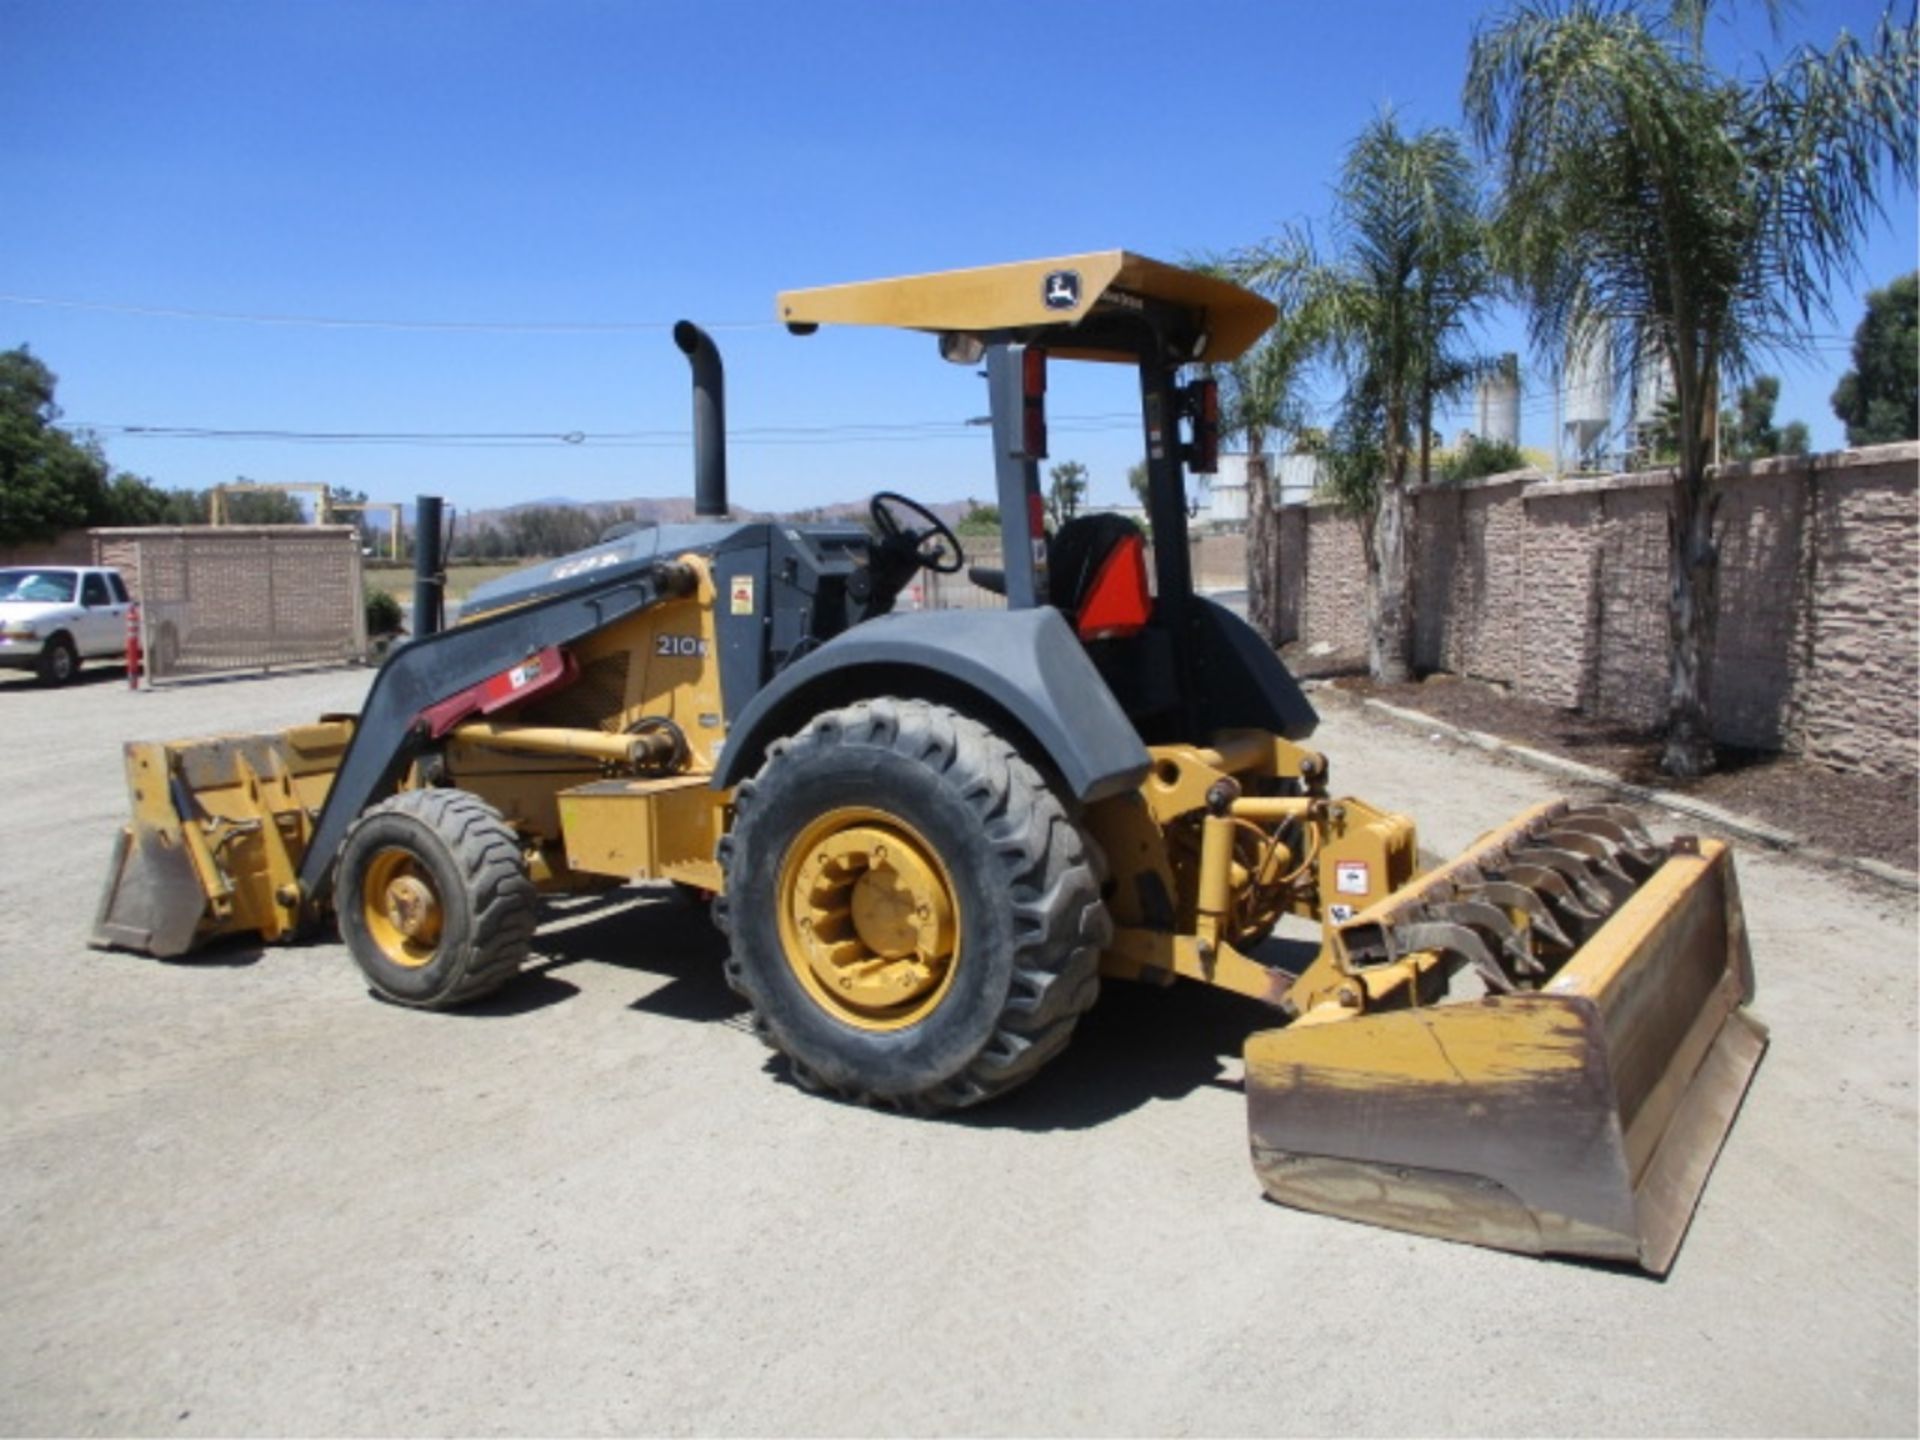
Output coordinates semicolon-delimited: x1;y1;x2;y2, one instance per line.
95;253;1765;1272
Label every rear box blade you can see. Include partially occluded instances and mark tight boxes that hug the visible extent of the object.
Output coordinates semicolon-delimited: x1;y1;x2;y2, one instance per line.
1245;837;1766;1274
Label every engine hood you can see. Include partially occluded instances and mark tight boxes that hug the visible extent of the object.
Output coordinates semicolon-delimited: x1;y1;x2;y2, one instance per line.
0;599;79;629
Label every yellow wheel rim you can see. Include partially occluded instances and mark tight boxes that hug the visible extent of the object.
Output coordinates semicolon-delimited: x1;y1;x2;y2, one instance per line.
776;807;961;1032
360;848;445;970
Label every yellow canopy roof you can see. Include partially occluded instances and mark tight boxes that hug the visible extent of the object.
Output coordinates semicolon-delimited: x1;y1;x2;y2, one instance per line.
775;251;1277;363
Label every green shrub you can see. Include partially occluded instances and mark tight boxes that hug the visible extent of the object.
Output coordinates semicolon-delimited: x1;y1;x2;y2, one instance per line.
1440;435;1527;484
365;583;404;636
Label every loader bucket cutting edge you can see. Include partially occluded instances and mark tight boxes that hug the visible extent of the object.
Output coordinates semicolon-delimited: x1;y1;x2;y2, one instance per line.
1244;835;1766;1274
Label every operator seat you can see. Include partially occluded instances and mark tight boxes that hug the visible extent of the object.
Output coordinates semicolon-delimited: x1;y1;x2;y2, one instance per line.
965;512;1150;631
1046;513;1144;617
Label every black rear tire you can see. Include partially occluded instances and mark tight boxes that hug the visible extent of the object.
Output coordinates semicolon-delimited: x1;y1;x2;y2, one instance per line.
336;788;538;1008
36;635;79;686
718;697;1108;1111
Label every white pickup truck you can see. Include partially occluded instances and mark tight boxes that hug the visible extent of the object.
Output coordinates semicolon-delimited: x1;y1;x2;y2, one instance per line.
0;565;133;685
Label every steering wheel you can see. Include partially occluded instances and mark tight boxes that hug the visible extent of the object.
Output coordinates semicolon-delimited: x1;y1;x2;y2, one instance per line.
869;491;965;574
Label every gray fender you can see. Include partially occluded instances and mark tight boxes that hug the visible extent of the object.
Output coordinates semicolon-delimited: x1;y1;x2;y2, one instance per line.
713;607;1151;804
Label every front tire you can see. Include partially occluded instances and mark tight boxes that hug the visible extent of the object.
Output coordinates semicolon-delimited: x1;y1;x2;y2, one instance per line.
36;635;78;686
336;788;538;1008
719;698;1108;1111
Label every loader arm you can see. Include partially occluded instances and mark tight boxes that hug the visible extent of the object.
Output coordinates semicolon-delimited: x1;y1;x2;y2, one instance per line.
293;558;693;904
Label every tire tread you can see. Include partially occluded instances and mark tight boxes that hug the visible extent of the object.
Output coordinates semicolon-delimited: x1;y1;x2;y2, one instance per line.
340;788;537;1008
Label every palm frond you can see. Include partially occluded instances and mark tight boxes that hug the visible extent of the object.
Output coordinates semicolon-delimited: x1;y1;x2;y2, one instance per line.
1467;0;1916;485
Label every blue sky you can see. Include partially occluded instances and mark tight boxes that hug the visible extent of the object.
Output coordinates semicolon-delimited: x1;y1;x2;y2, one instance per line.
4;0;1913;518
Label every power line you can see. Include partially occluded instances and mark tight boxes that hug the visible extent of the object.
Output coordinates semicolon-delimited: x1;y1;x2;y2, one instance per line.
75;412;1143;449
0;292;777;334
7;293;1872;368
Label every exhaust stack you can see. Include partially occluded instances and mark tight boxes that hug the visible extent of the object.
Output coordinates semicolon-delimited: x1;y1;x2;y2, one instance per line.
412;494;444;638
673;320;728;518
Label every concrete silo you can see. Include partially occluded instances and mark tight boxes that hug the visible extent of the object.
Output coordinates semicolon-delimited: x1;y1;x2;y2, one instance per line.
1475;353;1522;447
1562;325;1614;470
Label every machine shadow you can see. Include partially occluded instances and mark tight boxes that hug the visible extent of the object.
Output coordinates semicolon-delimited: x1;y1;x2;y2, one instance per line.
510;886;747;1023
486;884;1297;1131
951;977;1282;1135
155;942;267;969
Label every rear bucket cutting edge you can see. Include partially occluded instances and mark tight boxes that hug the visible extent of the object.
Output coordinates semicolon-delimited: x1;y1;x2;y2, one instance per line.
1243;836;1767;1274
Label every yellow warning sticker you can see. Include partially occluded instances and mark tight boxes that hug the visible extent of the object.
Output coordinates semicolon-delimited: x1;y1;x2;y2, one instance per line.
730;575;755;615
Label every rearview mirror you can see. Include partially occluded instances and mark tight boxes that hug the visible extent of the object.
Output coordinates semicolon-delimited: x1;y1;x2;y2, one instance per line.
938;332;986;366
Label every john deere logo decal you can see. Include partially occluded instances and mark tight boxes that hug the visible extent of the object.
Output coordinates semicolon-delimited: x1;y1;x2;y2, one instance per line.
1042;270;1081;310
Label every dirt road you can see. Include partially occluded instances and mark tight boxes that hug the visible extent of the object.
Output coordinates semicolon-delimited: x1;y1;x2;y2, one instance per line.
1;664;1913;1435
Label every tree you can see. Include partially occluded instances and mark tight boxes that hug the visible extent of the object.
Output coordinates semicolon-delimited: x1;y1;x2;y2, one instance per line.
327;483;373;548
1196;249;1329;646
1440;434;1529;482
1249;115;1492;681
957;501;1000;537
1116;463;1153;543
1830;272;1919;444
0;346;114;544
220;480;306;526
1045;460;1087;529
1639;393;1685;467
1721;375;1809;460
0;345;228;539
102;472;175;525
1466;3;1917;774
498;504;599;557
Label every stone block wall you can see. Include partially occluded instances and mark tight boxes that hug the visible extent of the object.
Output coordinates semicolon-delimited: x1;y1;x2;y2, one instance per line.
1279;504;1370;657
1274;444;1918;778
1796;459;1919;774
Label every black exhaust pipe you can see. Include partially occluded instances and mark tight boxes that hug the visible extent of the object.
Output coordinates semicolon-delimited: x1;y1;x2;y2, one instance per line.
412;493;444;638
673;320;728;519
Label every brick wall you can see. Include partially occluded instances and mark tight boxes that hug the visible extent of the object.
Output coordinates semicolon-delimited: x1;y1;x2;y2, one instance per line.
1275;443;1918;778
90;525;367;680
0;530;94;566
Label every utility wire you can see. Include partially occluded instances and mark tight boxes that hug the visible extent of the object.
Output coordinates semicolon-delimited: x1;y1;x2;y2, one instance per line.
5;294;1867;368
0;292;777;334
75;413;1143;448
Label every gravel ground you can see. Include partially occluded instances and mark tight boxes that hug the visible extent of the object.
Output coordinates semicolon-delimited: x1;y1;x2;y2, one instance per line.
1;662;1914;1436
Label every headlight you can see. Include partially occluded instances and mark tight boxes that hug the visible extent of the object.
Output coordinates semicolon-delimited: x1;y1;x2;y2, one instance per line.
0;624;37;641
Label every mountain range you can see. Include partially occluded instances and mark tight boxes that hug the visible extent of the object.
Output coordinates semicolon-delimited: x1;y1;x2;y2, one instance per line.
453;494;975;533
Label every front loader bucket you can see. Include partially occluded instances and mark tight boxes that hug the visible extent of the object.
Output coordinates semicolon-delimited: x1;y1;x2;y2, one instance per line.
1246;810;1766;1274
91;722;354;958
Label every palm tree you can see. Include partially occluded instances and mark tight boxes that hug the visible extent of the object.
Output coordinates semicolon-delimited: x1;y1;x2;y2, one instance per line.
1256;115;1491;682
1466;2;1917;774
1200;245;1327;646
